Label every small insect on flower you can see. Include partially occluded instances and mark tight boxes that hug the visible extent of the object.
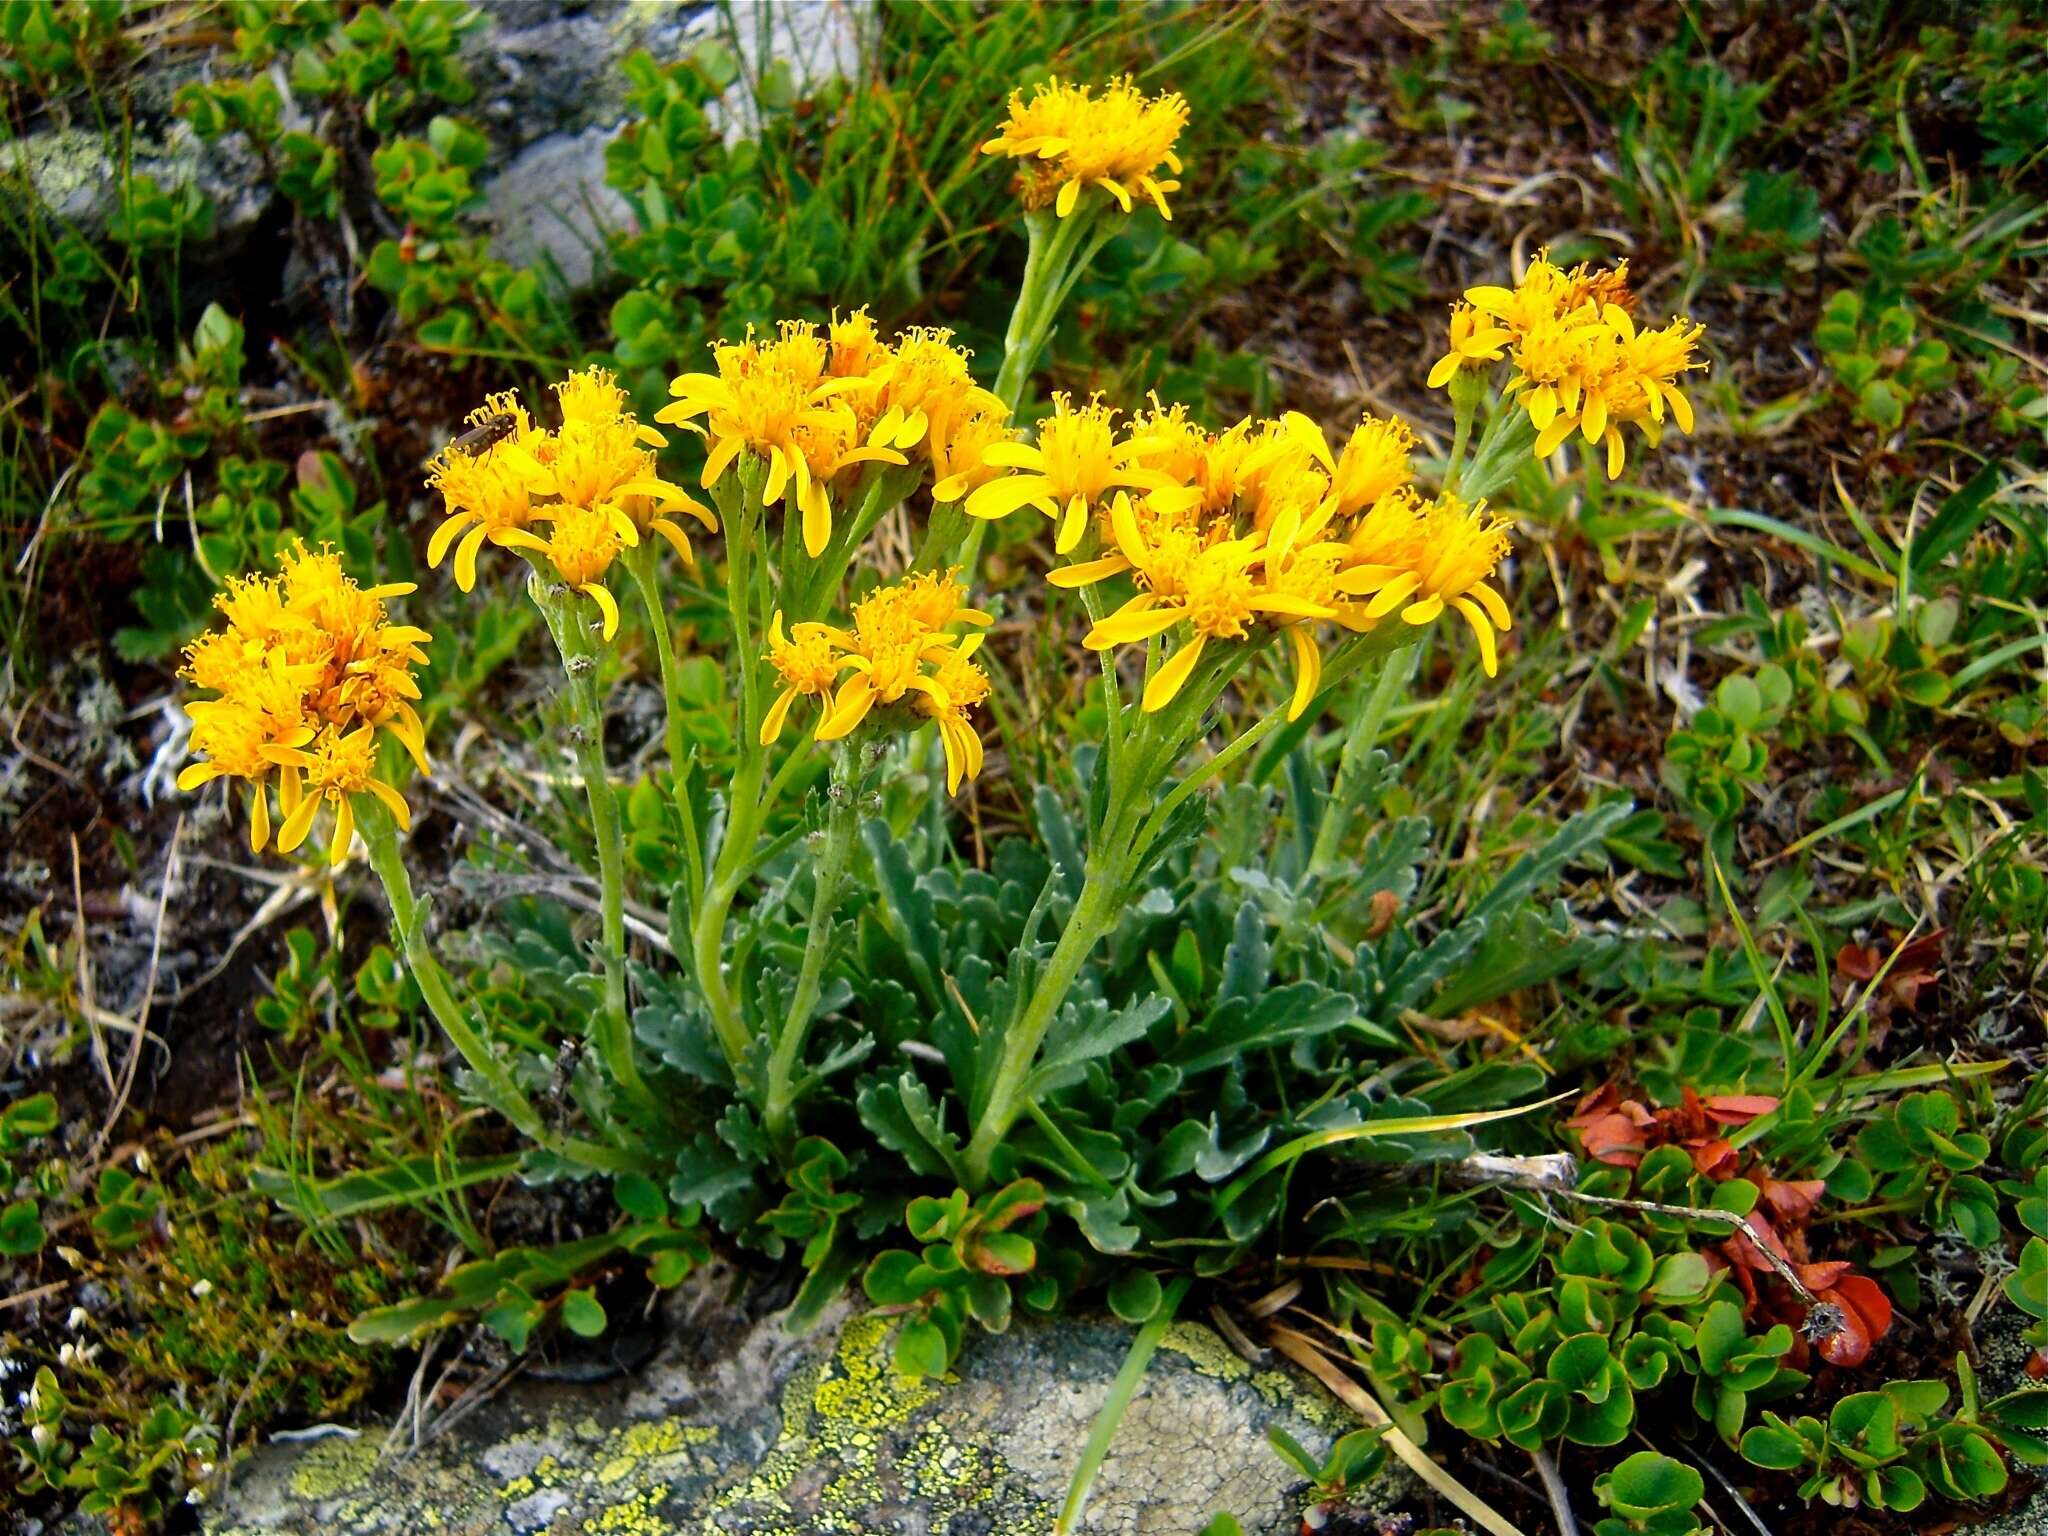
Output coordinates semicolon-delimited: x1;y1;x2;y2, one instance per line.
438;410;517;461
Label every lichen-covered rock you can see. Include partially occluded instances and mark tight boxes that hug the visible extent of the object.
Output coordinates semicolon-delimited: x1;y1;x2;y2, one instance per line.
203;1278;1356;1536
9;121;274;248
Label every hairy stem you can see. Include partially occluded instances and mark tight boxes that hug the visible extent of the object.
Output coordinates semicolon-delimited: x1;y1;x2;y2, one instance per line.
1307;645;1414;877
963;846;1125;1188
357;795;544;1142
762;747;860;1144
538;581;659;1120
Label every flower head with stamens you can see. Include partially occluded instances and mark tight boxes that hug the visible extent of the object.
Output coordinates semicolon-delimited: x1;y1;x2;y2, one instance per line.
177;542;431;861
761;610;844;746
1427;302;1512;389
929;396;1015;505
773;576;994;794
1437;254;1708;481
964;393;1178;553
981;76;1188;221
918;641;992;794
426;392;547;591
1337;492;1513;675
658;320;909;557
496;502;637;640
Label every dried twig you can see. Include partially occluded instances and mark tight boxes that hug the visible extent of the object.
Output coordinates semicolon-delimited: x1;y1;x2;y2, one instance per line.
1531;1447;1582;1536
92;813;182;1160
1447;1153;1826;1314
69;835;110;1093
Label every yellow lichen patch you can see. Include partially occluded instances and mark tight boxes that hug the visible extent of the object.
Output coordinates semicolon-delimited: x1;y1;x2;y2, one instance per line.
1160;1320;1253;1381
1161;1322;1344;1427
811;1312;942;1429
288;1436;380;1500
696;1314;1044;1536
584;1484;670;1534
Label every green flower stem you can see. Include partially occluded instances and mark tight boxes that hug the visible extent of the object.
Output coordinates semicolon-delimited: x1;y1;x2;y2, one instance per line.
762;742;860;1146
1459;407;1539;503
910;501;970;576
1306;643;1415;877
992;207;1094;414
357;793;546;1143
624;542;689;778
964;647;1248;1187
960;204;1115;580
963;839;1128;1188
690;461;780;1081
358;795;661;1175
1442;370;1490;494
536;579;661;1122
792;464;917;621
624;543;705;909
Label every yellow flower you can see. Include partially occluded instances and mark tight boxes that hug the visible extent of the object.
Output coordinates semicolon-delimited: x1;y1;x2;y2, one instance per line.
1076;491;1334;713
928;395;1015;505
1527;308;1707;478
426;392;548;591
776;576;994;793
494;503;637;641
545;368;715;554
1463;251;1576;334
815;582;959;739
1260;541;1349;719
964;393;1181;553
897;568;994;635
657;321;903;557
761;609;844;745
1427;302;1512;389
1337;493;1513;674
827;307;890;383
267;723;411;868
917;641;992;794
982;76;1188;221
177;543;431;856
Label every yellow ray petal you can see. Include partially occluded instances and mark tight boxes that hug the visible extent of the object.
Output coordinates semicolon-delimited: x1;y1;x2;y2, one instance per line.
1142;633;1208;713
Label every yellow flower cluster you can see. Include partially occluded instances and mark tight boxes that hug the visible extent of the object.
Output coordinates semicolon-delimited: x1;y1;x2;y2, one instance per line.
1430;253;1708;478
427;367;713;637
981;76;1188;221
762;570;995;794
658;312;1010;560
176;543;431;862
970;399;1513;717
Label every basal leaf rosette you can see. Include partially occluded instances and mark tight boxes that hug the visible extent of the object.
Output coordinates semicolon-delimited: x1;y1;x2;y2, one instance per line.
427;368;712;636
177;542;431;863
1432;252;1708;479
981;75;1188;222
657;312;1010;559
763;570;995;794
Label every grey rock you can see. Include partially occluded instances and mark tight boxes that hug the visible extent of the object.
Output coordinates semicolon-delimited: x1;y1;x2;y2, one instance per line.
483;126;632;290
201;1276;1359;1536
471;0;872;294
